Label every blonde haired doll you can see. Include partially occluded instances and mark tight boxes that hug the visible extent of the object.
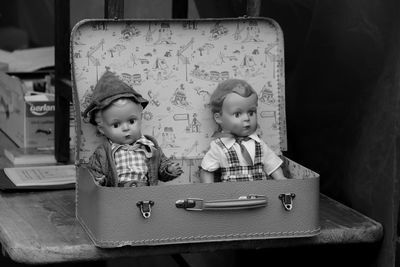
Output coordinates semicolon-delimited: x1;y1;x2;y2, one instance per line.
200;79;286;183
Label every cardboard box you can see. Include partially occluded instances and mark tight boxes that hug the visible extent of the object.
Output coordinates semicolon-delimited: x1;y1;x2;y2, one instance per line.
0;72;54;148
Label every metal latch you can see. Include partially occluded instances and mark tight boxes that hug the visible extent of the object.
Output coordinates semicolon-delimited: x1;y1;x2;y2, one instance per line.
136;200;154;219
279;193;296;211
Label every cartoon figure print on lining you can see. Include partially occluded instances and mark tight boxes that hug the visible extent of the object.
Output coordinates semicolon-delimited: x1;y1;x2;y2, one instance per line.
73;19;287;178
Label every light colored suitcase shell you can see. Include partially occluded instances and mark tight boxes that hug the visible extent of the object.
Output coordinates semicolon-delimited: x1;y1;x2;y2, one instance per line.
71;18;320;247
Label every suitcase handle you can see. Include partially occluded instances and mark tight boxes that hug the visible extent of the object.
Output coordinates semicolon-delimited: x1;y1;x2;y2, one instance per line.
175;195;267;211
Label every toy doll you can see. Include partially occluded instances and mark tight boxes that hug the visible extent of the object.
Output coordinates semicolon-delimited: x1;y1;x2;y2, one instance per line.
200;79;286;183
82;71;183;187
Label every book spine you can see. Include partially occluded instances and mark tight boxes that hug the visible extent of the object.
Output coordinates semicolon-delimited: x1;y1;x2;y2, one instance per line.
3;148;56;165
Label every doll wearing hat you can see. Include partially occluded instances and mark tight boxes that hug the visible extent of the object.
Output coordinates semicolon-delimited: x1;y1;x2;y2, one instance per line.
83;71;183;187
200;79;286;183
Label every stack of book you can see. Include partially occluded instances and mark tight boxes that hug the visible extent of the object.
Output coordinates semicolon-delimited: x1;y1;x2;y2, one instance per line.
0;164;75;190
3;147;57;166
1;147;75;190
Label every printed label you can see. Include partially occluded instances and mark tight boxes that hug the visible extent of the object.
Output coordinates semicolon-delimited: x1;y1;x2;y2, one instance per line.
26;101;55;117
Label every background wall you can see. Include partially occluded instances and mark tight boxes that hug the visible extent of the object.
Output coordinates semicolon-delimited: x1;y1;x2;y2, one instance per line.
194;0;400;266
260;1;399;267
70;0;199;27
0;0;54;50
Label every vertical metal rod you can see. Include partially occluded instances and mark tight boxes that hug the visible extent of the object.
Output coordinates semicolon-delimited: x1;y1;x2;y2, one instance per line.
246;0;261;16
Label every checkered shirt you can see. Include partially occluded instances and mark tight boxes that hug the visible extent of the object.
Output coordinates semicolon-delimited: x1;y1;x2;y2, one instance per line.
215;138;268;182
111;136;154;187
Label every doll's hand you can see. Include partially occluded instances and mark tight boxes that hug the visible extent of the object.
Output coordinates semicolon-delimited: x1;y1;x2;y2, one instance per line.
167;163;184;176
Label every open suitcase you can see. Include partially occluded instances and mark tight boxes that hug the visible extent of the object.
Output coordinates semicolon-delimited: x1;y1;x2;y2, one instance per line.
71;17;320;247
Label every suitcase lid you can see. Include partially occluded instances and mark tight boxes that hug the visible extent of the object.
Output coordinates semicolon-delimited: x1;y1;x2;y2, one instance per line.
70;18;287;163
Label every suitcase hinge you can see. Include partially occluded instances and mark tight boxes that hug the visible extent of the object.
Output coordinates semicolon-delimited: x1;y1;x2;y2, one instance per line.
279;193;296;211
136;200;154;219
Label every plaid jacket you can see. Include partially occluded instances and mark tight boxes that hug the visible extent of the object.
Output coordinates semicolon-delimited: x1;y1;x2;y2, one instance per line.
87;135;178;187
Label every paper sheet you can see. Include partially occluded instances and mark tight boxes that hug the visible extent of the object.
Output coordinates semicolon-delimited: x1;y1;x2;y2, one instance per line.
1;46;54;72
3;165;75;186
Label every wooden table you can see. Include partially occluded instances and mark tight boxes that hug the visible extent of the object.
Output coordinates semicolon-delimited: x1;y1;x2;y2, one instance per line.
0;132;383;264
0;190;383;264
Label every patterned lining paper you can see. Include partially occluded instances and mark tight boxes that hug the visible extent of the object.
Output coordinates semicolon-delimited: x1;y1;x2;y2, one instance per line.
71;19;288;182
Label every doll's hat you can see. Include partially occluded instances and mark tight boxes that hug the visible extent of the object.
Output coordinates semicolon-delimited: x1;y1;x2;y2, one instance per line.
82;71;149;124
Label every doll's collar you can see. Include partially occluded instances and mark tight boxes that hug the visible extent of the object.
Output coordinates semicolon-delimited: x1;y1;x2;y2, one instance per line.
214;132;260;149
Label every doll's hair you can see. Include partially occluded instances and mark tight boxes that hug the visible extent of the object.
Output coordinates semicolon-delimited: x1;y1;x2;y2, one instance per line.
210;79;257;114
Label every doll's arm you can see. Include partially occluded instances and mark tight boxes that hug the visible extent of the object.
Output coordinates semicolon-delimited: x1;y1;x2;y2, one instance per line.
87;151;107;185
159;151;183;181
199;141;222;183
167;162;184;176
200;168;215;183
260;140;287;180
270;166;287;180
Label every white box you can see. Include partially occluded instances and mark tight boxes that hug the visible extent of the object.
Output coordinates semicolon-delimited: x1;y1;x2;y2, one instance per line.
0;72;54;148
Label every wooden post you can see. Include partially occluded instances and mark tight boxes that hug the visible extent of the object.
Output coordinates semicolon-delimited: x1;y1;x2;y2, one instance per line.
54;0;71;163
246;0;261;16
105;0;124;19
172;0;188;19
